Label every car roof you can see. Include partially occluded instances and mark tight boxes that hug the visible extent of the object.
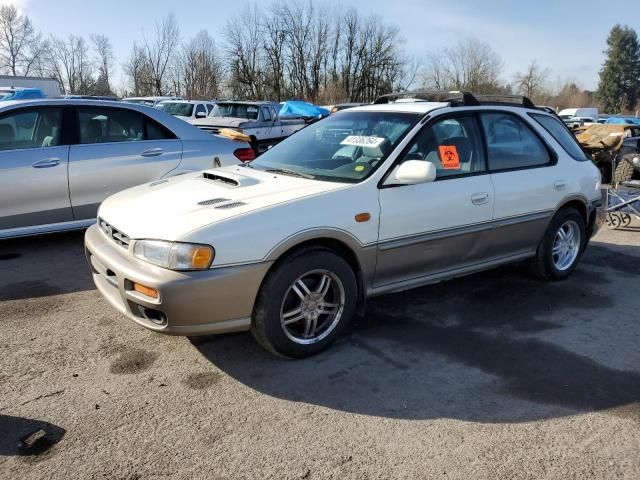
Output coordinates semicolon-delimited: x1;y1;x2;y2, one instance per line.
348;102;449;114
158;99;211;105
0;98;215;140
216;100;274;106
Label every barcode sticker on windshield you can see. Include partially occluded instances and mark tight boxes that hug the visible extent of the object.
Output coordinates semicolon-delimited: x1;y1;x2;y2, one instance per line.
340;136;385;148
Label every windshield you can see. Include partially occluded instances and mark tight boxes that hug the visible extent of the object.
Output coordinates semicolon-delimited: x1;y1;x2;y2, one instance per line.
158;102;194;117
211;103;259;120
250;110;419;183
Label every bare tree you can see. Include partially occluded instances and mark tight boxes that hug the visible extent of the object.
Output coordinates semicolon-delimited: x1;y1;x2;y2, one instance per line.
0;5;44;76
513;61;551;102
48;35;94;94
143;14;180;95
443;37;504;93
179;31;223;99
262;1;288;101
124;42;153;96
223;4;265;99
91;34;114;95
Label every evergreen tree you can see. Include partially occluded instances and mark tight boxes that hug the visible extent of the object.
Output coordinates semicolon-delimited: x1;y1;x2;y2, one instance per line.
596;25;640;113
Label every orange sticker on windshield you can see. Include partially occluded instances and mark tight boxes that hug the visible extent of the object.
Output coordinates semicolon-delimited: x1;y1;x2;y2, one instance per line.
438;145;460;169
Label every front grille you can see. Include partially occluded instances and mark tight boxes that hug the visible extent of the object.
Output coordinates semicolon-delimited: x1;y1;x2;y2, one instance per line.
98;218;130;248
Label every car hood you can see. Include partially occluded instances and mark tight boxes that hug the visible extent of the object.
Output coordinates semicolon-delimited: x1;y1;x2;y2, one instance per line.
191;117;248;129
98;166;347;241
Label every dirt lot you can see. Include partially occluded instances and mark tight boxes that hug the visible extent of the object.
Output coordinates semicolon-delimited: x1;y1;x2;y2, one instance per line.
0;226;639;479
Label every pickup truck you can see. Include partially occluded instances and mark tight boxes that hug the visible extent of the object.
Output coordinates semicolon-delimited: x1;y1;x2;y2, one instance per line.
191;101;307;153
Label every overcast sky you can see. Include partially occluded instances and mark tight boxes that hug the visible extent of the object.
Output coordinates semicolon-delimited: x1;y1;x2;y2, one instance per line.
5;0;638;91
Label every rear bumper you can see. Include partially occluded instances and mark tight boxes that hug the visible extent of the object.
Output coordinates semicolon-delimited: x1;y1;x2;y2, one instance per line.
85;224;272;335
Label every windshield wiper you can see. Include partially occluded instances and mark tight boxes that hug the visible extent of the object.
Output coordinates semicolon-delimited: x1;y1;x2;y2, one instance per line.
265;168;315;179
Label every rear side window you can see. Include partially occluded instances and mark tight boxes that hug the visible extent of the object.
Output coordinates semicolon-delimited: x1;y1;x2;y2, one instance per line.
145;118;174;140
261;107;272;122
78;107;144;144
480;113;551;171
530;113;588;161
77;107;175;144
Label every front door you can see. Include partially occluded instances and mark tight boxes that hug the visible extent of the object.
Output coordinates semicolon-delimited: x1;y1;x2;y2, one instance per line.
0;107;71;231
68;106;182;220
376;114;494;288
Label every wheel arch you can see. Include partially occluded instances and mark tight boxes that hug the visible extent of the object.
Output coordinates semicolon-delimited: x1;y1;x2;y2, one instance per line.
555;195;588;223
263;230;376;315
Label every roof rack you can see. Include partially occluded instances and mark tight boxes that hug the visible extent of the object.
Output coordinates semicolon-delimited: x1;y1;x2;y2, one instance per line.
373;90;537;110
473;94;536;109
373;90;480;106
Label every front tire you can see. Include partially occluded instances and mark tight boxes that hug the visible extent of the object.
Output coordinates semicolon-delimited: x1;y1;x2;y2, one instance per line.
530;208;586;280
251;248;357;358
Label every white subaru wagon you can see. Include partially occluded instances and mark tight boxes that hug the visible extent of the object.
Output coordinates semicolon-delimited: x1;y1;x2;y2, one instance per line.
85;92;603;357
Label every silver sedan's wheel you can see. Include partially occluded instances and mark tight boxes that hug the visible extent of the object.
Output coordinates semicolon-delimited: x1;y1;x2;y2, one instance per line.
551;220;581;271
280;270;345;345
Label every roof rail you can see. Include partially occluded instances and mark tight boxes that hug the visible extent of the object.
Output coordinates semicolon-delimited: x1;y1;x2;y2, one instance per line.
472;94;536;109
373;90;480;107
373;90;538;110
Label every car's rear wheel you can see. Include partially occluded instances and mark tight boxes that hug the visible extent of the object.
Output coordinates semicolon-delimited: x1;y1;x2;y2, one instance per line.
530;208;586;280
251;249;357;358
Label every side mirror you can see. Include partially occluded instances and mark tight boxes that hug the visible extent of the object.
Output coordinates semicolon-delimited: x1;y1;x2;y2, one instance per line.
393;160;436;184
196;111;207;118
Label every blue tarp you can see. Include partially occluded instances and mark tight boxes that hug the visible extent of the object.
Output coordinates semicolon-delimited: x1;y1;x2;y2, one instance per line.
279;101;329;119
0;88;46;101
605;116;640;125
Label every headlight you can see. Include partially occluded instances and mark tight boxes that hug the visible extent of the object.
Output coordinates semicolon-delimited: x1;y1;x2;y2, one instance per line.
132;240;214;270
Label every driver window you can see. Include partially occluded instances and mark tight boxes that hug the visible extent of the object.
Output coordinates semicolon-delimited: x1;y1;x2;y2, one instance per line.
399;115;486;179
261;107;272;122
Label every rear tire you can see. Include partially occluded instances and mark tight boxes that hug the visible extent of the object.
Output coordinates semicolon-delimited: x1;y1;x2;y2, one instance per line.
530;208;586;281
251;248;357;358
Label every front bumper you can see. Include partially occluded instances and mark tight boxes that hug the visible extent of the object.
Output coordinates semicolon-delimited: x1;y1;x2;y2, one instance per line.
85;224;272;335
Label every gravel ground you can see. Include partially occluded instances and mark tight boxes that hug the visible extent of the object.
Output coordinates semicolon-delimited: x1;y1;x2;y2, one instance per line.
0;225;639;479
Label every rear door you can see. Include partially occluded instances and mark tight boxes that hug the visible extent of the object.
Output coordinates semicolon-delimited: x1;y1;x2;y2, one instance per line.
480;111;563;258
68;105;182;220
0;106;72;231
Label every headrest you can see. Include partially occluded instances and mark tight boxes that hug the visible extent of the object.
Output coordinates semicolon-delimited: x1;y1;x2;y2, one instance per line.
0;124;15;143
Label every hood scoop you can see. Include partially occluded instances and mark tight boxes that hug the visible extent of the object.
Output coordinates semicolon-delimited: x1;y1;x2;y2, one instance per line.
215;201;247;210
198;197;231;206
202;172;239;187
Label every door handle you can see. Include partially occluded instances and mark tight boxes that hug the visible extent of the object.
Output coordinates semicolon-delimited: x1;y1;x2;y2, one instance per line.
471;193;490;205
141;148;163;157
554;180;567;191
32;158;61;168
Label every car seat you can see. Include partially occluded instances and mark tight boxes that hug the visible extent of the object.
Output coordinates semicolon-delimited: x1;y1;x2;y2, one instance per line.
84;119;103;143
0;124;15;147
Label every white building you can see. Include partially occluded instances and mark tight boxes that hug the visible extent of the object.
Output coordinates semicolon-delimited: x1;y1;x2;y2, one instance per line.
0;75;61;97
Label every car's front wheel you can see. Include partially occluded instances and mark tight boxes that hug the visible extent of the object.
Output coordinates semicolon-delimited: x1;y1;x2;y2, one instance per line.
251;248;357;358
530;207;586;280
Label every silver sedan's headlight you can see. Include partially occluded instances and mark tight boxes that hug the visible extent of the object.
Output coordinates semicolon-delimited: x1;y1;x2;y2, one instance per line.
132;240;214;270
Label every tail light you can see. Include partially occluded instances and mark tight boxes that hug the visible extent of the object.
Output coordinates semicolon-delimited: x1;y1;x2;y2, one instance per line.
234;148;256;162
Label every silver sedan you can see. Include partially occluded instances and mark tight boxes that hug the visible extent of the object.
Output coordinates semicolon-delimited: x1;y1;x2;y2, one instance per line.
0;99;253;238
